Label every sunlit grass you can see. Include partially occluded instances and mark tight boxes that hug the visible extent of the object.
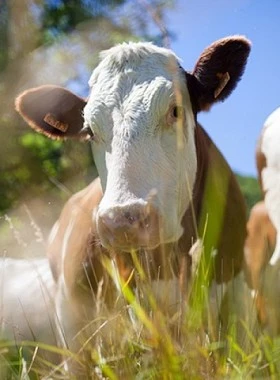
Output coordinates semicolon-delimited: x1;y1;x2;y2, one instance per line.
2;246;280;379
1;196;278;379
0;215;277;379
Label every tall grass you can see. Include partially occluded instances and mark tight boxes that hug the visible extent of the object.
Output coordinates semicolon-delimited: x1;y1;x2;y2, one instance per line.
1;245;279;380
0;178;276;379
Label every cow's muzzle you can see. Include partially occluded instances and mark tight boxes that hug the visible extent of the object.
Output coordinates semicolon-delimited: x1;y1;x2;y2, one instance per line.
96;203;161;251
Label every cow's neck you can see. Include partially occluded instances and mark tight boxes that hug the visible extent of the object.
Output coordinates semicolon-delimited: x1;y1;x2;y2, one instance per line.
178;125;211;253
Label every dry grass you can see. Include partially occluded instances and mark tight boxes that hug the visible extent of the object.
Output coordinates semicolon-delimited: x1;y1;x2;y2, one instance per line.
1;226;279;379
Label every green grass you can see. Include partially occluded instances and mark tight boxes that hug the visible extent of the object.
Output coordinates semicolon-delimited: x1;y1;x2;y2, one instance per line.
1;248;280;379
0;173;274;379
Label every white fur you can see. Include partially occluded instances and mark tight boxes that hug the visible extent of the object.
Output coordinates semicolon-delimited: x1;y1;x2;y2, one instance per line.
83;42;197;247
261;108;280;265
0;257;56;344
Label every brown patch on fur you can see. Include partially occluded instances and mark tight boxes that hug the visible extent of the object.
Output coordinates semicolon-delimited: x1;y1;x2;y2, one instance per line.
256;292;268;326
179;125;247;283
244;201;276;290
244;201;277;327
47;178;103;289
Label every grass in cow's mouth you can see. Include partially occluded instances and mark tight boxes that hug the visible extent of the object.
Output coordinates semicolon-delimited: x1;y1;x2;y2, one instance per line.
0;247;278;379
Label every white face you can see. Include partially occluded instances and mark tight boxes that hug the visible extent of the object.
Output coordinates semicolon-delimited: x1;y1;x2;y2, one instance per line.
83;42;197;250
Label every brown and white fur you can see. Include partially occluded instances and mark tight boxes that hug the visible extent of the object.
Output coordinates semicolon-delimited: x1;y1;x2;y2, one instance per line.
13;37;250;369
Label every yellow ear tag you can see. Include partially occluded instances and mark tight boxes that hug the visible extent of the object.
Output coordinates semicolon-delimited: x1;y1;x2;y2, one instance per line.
44;113;69;132
214;72;230;99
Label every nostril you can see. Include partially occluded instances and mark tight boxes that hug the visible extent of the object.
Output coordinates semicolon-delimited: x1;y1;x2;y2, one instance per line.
142;215;151;229
98;211;120;233
99;205;159;231
124;211;137;225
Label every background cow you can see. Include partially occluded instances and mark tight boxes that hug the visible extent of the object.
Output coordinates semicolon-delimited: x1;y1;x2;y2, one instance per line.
14;37;250;370
0;257;59;371
257;107;280;267
245;107;280;333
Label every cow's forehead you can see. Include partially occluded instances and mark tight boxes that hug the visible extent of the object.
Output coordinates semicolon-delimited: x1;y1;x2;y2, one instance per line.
84;42;189;134
89;42;182;88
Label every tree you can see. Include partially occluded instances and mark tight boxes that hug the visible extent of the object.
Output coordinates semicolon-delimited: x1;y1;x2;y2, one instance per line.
41;0;126;44
0;0;175;213
0;0;8;71
236;174;262;214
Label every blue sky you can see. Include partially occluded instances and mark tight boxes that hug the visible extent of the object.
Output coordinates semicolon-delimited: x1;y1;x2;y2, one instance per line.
166;0;280;176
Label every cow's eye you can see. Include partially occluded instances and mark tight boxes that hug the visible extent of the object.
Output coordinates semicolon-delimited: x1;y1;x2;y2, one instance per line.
167;105;185;126
172;106;179;118
172;106;184;119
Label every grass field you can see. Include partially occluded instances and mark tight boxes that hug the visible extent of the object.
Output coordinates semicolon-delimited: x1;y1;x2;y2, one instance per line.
1;246;279;380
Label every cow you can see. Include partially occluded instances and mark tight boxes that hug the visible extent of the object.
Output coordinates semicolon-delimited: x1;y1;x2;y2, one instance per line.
14;37;250;371
256;107;280;267
244;107;280;332
0;257;58;370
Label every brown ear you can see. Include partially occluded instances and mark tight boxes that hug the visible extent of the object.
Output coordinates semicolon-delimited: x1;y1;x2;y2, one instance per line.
187;36;251;112
15;85;90;140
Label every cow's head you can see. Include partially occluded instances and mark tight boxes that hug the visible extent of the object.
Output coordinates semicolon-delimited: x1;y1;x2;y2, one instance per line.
16;37;250;251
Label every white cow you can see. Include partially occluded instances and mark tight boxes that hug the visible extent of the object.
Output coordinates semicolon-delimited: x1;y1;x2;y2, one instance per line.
244;107;280;333
0;257;59;370
15;38;251;373
257;107;280;266
0;257;55;342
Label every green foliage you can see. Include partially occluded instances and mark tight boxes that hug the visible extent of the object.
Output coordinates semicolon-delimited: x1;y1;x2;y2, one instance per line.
0;124;66;211
236;173;262;213
41;0;126;44
20;133;63;178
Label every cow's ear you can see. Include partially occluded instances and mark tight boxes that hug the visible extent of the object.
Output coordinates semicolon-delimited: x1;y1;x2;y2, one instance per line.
15;85;91;141
188;36;251;112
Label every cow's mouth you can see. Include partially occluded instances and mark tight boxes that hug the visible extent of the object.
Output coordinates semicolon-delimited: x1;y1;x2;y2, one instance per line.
99;227;161;252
